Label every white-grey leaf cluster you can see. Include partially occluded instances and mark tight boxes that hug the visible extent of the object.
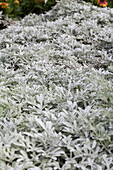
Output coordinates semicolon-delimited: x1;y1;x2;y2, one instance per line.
0;0;113;169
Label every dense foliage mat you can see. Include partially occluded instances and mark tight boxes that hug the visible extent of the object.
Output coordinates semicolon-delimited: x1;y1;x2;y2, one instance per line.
0;0;113;169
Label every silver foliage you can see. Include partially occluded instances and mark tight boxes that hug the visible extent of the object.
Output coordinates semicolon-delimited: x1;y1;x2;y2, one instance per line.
0;0;113;169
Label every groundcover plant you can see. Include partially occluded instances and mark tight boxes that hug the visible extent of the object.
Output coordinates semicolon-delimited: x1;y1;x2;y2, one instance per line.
0;0;113;169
